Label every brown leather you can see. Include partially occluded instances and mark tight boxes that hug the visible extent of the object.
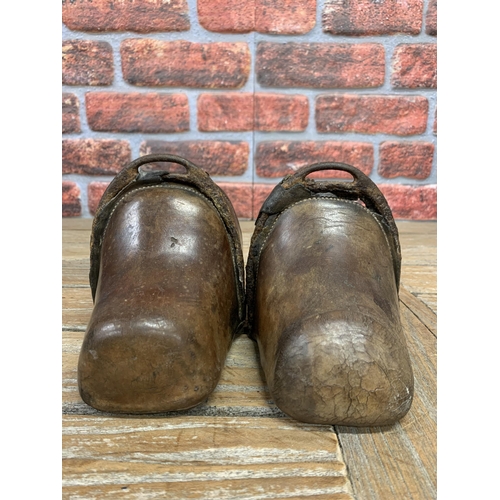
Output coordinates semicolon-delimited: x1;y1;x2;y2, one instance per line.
246;162;414;426
78;154;244;414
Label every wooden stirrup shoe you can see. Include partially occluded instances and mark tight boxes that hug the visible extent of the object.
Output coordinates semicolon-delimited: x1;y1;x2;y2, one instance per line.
78;154;245;413
246;162;414;426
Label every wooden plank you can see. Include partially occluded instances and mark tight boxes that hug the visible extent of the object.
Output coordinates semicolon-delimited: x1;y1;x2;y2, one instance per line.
412;293;437;314
398;220;436;315
62;228;91;260
62;259;90;286
400;275;437;314
401;265;436;293
62;217;437;499
63;218;93;231
400;248;436;267
396;221;437;236
63;299;436;500
63;246;90;261
62;287;93;330
63;229;91;244
62;287;92;308
397;222;436;263
63;416;354;500
399;286;437;334
336;299;437;500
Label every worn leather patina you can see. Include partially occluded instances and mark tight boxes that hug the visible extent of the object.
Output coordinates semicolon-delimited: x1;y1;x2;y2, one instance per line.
246;162;414;426
78;154;245;414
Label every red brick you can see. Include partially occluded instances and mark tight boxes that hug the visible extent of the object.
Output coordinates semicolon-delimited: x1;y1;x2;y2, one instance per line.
316;95;428;136
379;184;437;220
198;0;254;33
198;94;253;131
197;93;308;132
62;181;81;217
379;142;434;180
62;40;113;86
257;43;385;88
62;0;189;33
255;94;309;131
88;182;110;216
322;0;423;36
256;141;373;179
86;92;189;133
140;140;249;176
62;93;80;134
433;108;437;135
217;182;275;219
217;182;253;218
121;40;250;88
198;0;315;34
426;0;437;36
255;0;316;34
392;44;437;89
62;139;131;175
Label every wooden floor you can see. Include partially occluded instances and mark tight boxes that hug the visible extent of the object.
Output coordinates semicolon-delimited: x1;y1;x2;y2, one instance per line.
62;218;437;500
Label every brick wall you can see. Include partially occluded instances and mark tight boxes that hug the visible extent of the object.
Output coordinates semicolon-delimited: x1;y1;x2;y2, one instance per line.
62;0;437;220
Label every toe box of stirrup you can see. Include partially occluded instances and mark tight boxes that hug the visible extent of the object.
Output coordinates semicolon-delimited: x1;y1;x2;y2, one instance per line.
269;312;414;426
78;317;222;414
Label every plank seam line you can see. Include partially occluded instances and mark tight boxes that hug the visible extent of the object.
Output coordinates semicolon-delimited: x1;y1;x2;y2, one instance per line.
333;425;358;500
399;298;437;339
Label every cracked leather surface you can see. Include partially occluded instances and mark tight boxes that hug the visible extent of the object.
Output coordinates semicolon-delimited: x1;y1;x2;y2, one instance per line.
254;198;414;426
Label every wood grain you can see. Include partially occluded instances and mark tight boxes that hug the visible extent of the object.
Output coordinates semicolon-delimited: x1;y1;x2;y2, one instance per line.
399;286;437;335
335;300;437;500
63;416;354;499
62;287;92;330
62;218;436;499
62;259;91;287
397;221;437;314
